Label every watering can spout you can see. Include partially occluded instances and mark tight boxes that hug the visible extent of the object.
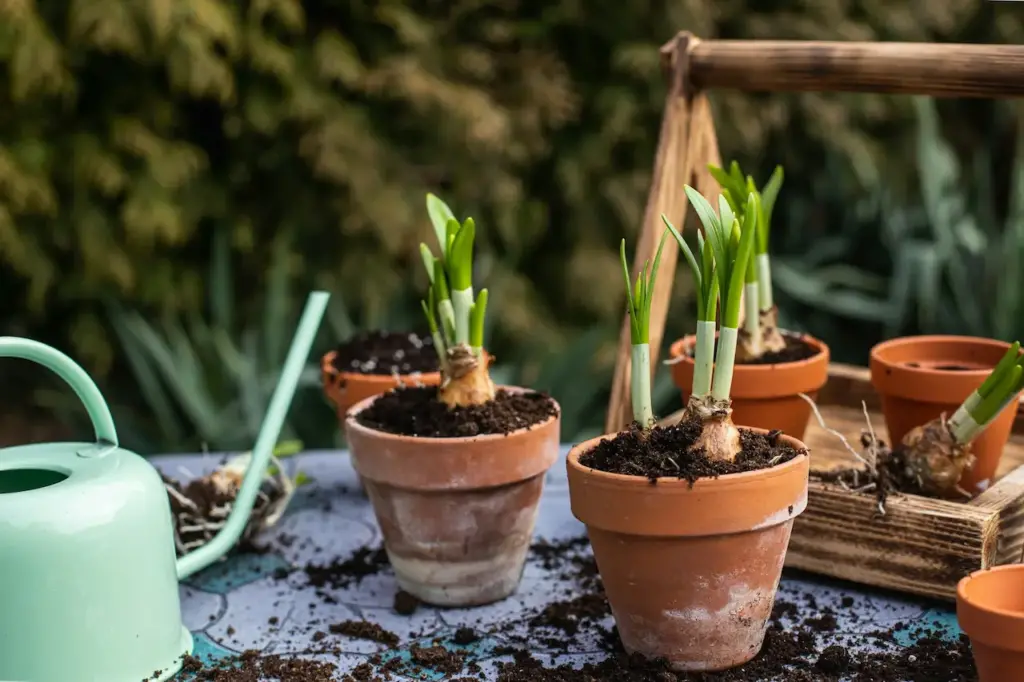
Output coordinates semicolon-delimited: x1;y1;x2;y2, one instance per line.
175;291;330;581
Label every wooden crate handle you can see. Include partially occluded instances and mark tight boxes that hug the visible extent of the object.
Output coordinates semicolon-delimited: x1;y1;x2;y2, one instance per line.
689;40;1024;98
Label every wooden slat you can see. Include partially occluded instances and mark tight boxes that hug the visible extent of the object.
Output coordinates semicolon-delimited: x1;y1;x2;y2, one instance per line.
604;33;701;434
689;40;1024;98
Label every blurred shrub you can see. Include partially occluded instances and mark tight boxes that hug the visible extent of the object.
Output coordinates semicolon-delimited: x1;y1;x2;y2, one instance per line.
3;0;1024;443
773;97;1024;357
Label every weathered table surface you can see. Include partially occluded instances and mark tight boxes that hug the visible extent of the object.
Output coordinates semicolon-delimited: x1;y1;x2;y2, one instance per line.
161;447;965;681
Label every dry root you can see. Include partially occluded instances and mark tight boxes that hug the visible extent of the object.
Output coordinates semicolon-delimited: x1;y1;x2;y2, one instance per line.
737;306;788;362
897;416;975;499
683;394;741;462
439;343;496;408
164;455;295;557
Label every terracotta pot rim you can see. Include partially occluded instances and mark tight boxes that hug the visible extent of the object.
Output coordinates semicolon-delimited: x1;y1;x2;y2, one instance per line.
321;349;442;385
566;429;809;489
668;332;829;373
958;565;1024;620
345;386;561;445
870;335;1014;377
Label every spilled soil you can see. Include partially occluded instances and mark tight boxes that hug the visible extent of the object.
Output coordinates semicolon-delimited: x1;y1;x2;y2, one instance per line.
354;385;559;438
161;532;974;679
331;330;438;376
578;416;804;482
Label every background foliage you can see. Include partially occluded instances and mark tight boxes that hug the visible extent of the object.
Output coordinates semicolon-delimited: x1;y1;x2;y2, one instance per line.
2;0;1023;452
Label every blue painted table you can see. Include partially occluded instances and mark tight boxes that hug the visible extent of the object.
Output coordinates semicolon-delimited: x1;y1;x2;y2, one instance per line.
160;447;962;680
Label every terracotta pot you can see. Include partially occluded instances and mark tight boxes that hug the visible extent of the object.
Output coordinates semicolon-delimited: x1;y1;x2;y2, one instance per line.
667;334;830;441
346;389;561;606
320;350;442;420
870;335;1018;494
957;565;1024;680
566;431;809;672
322;350;442;495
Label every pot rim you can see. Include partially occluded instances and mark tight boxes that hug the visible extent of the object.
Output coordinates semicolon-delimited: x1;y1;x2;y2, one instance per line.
958;565;1024;619
345;385;561;445
566;428;808;489
870;335;1013;378
321;349;442;385
957;565;1024;650
668;332;829;373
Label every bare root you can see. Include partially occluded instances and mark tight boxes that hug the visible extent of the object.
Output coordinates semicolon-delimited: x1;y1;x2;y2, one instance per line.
684;394;741;462
439;343;496;408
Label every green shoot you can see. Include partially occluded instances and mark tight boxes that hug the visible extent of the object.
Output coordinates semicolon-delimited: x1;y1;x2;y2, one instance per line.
419;194;487;363
469;289;488;355
619;229;670;427
420;194;496;407
426;193;456;258
709;162;784;313
448;217;476;344
662;215;719;398
683;185;757;402
949;342;1024;443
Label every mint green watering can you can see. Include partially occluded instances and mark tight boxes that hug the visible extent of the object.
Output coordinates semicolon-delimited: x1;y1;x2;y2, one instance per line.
0;292;330;682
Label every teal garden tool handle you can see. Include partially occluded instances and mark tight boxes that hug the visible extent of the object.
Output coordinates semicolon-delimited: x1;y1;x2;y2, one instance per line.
0;337;118;448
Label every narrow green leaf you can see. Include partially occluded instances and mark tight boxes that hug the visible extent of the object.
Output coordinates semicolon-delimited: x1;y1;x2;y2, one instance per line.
420;244;436;283
470;289;488;348
426;193;456;253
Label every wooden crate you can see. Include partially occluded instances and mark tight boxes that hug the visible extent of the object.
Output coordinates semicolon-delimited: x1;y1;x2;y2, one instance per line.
659;364;1024;601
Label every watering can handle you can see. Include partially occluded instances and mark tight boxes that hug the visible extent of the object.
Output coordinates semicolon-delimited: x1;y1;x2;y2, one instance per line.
0;337;118;449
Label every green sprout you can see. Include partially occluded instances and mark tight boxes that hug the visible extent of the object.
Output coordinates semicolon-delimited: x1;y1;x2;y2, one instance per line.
709;161;785;359
619;229;670;427
948;342;1024;444
421;194;486;361
420;193;495;407
660;185;757;462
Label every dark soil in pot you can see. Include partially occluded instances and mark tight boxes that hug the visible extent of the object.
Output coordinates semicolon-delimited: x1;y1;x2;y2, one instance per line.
578;416;804;482
331;330;439;376
684;333;819;365
353;385;558;437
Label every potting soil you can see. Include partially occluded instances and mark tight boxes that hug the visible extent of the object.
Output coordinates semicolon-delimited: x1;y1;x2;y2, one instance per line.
579;417;804;481
354;385;558;438
158;449;977;681
331;331;439;376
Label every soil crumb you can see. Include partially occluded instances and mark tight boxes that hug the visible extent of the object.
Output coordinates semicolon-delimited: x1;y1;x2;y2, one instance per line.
454;627;481;645
332;330;438;376
410;644;466;674
303;544;389;590
355;386;558;438
393;589;420;615
329;620;399;646
578;417;804;481
173;650;338;681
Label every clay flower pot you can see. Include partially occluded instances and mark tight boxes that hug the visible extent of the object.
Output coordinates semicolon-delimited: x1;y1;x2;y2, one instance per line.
346;389;561;606
957;565;1024;680
566;431;809;672
667;334;830;441
870;335;1018;494
321;350;441;420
